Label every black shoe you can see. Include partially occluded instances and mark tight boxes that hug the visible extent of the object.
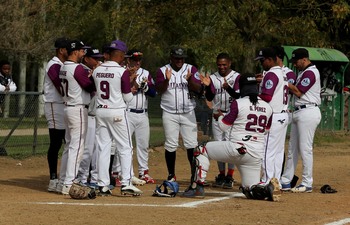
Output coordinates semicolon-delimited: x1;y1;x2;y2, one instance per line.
182;185;205;198
98;186;112;196
212;174;225;188
167;174;176;182
223;176;234;189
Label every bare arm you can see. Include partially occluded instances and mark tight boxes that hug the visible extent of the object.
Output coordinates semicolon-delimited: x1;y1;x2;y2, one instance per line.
288;83;303;98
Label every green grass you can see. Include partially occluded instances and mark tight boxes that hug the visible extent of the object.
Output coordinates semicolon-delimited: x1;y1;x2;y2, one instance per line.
1;126;166;159
3;120;348;159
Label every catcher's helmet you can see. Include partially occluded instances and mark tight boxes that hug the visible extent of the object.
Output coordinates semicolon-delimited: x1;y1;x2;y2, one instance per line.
152;181;179;197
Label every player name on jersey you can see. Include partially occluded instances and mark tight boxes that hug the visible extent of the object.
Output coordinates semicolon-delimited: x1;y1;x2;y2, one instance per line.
96;73;114;78
168;82;188;90
250;105;267;112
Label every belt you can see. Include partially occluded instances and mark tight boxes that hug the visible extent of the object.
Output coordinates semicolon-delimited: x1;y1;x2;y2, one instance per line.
294;104;318;111
129;109;148;113
66;104;88;109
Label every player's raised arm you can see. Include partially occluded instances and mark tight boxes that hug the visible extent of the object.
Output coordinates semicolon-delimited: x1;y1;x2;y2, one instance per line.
187;68;202;94
155;67;171;94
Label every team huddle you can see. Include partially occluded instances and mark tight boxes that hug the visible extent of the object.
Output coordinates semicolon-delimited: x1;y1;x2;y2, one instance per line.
43;37;321;201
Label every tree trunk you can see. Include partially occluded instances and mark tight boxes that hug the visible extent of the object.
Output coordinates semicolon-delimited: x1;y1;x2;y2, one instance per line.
18;54;27;116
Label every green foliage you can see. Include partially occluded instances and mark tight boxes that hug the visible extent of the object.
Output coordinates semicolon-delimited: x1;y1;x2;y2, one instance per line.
0;0;349;74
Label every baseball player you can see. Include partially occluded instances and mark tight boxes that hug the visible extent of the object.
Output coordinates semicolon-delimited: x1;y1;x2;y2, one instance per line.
201;53;240;189
182;73;280;201
155;46;202;182
125;49;157;183
281;48;321;193
42;37;69;192
92;40;143;196
57;40;95;195
73;47;103;188
255;47;289;185
272;46;297;177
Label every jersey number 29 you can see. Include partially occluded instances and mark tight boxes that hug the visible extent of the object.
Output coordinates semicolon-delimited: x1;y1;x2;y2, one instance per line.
245;114;268;133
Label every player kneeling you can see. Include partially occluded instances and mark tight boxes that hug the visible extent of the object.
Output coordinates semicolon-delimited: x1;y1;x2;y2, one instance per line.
182;73;280;201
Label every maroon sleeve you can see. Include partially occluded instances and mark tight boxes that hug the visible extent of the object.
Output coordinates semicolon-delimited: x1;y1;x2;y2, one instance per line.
156;68;166;84
74;65;94;93
190;66;201;85
260;72;279;99
296;70;316;94
121;70;131;94
259;93;272;102
47;64;62;92
286;71;296;84
222;100;239;125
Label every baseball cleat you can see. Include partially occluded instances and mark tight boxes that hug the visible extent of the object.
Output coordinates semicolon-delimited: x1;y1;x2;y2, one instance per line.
131;176;146;186
114;177;122;187
139;173;156;184
121;185;143;196
98;186;112;196
291;184;312;193
182;185;205;198
223;176;234;189
48;179;58;192
212;174;225;188
167;174;176;182
281;183;291;191
61;185;71;195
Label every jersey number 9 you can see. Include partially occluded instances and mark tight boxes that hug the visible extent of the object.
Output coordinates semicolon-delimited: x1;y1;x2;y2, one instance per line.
100;81;110;99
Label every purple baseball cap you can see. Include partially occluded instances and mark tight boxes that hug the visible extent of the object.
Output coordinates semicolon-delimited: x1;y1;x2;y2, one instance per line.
108;40;128;53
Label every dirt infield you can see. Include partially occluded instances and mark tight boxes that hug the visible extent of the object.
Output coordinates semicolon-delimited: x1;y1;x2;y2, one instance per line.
0;134;350;225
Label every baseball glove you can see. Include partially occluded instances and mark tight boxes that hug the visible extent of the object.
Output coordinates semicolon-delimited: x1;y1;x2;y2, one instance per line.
320;184;337;194
69;183;96;199
152;181;179;197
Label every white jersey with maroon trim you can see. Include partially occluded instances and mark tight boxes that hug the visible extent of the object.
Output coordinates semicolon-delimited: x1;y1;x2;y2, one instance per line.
220;97;273;159
43;56;64;103
127;68;152;110
294;65;321;106
210;70;240;112
159;63;198;113
92;61;127;109
59;61;91;106
261;66;289;112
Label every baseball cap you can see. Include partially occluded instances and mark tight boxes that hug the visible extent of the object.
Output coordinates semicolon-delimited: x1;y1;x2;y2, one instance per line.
125;49;143;60
67;40;88;53
170;47;187;58
289;48;309;62
108;40;128;53
54;37;70;49
85;48;103;58
239;73;258;96
272;46;285;59
239;73;258;86
254;47;276;61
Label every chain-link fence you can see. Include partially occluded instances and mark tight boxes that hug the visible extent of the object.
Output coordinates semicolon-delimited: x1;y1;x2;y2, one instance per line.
0;92;167;158
0;91;342;158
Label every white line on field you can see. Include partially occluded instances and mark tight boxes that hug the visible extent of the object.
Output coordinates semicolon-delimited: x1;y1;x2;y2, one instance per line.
324;218;350;225
30;191;244;208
